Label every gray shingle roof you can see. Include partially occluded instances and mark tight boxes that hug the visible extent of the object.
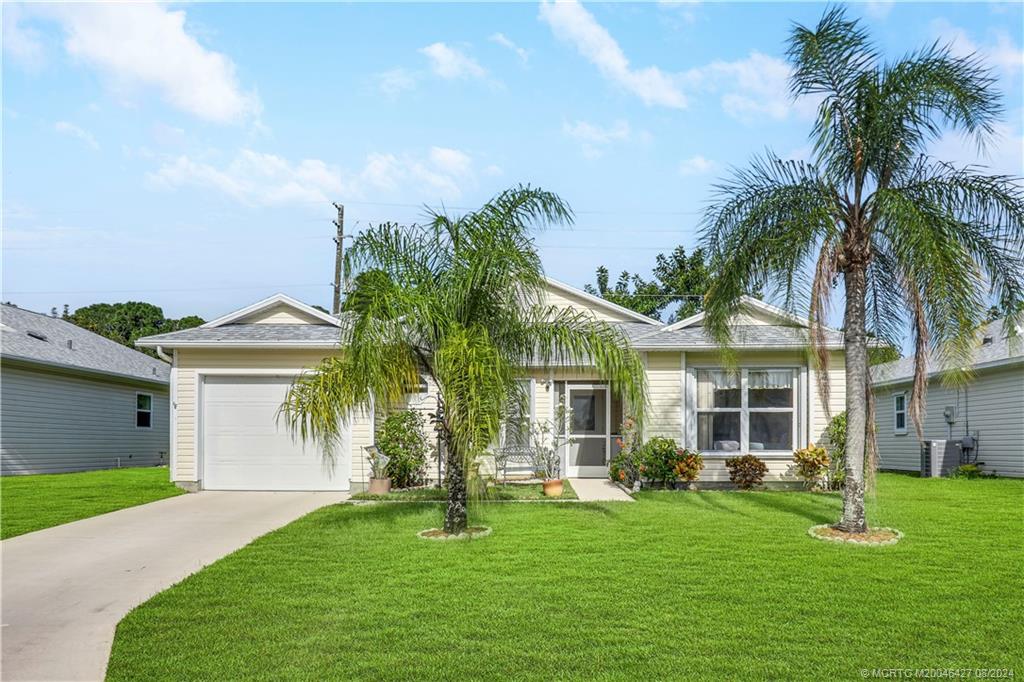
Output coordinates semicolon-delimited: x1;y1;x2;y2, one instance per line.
136;324;344;345
631;324;843;349
872;319;1024;384
1;304;169;384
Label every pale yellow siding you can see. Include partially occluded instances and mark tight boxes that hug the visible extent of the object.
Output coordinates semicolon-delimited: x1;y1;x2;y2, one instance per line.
236;304;327;325
172;348;374;487
810;350;846;447
542;286;643;323
646;351;683;440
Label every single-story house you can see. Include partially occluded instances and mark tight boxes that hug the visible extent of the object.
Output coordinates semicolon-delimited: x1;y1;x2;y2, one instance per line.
1;304;170;475
871;318;1024;478
136;278;846;492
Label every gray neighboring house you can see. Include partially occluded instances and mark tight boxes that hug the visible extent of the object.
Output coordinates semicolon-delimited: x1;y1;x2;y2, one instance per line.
1;304;170;475
871;318;1024;478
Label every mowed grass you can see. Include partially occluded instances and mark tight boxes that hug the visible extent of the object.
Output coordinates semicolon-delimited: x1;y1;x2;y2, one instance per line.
351;480;578;501
1;467;182;540
107;474;1023;680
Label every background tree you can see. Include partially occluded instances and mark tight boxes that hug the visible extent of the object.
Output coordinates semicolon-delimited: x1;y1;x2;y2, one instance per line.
585;246;718;322
66;302;204;357
280;186;647;534
701;9;1023;532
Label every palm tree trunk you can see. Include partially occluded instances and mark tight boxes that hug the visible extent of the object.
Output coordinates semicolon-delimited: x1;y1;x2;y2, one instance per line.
839;262;870;533
443;446;468;534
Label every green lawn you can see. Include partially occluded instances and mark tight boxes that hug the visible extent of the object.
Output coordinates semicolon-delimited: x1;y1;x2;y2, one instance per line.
107;474;1023;680
351;480;577;501
1;467;183;540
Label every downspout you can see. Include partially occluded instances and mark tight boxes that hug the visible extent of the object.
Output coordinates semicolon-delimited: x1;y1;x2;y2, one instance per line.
155;345;173;363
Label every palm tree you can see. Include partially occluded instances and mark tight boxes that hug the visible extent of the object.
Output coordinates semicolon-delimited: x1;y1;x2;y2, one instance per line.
701;9;1024;533
280;186;647;534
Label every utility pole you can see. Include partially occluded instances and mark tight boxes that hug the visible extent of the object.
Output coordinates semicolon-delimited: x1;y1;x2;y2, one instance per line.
332;202;345;315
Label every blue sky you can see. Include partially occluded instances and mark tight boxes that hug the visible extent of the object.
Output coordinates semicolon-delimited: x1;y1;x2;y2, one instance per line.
4;1;1022;326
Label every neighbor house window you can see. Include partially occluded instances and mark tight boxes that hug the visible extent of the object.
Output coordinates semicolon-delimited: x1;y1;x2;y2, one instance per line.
695;368;796;452
136;393;153;429
893;393;907;435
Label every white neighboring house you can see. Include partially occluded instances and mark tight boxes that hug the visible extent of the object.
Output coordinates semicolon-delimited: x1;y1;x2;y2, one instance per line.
137;279;846;492
871;318;1024;478
1;304;171;475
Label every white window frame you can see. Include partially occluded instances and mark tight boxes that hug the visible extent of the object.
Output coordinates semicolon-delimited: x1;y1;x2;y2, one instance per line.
687;367;800;457
136;392;153;430
893;392;908;435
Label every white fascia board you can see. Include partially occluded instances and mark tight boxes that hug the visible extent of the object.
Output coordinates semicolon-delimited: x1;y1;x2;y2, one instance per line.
199;293;341;328
134;340;341;349
871;355;1024;388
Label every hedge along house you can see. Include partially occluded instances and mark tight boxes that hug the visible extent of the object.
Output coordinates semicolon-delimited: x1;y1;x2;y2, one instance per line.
137;279;845;492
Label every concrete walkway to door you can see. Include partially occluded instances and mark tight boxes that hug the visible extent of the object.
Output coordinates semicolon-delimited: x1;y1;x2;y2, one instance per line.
1;490;347;682
570;478;635;502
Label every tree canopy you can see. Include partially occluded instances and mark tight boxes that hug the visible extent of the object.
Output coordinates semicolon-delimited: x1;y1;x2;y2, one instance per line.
65;302;203;357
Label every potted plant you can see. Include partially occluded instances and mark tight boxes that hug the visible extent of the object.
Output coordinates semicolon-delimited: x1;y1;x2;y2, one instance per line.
529;403;573;497
365;446;391;495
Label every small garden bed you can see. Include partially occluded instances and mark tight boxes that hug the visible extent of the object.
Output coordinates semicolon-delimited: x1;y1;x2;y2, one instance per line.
417;526;492;541
351;480;577;501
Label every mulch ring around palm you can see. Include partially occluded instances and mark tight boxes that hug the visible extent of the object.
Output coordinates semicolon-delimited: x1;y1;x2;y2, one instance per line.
808;524;902;546
417;526;493;541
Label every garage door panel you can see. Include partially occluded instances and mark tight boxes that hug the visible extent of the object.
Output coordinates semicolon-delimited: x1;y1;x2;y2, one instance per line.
202;376;349;491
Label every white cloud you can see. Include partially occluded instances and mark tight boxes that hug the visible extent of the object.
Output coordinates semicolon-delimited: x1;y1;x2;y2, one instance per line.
420;42;487;80
147;146;483;205
54;121;99;150
683;51;817;123
377;68;418;97
2;5;45;68
358;147;478;199
562;119;632;158
657;0;700;26
30;3;259;124
539;0;686;109
490;32;529;62
931;19;1023;75
930;121;1024;180
148;150;346;206
678;155;716;176
864;1;894;20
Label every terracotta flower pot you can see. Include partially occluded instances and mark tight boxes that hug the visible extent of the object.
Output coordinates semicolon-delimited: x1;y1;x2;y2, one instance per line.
542;479;563;497
368;478;391;495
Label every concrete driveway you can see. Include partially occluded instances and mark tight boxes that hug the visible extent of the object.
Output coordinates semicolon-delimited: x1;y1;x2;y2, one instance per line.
1;490;347;682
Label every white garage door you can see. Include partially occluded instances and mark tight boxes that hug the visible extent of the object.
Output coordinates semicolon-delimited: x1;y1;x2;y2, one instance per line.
202;375;349;491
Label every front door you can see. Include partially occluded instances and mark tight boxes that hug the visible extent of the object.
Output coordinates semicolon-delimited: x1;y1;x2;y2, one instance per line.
566;385;610;477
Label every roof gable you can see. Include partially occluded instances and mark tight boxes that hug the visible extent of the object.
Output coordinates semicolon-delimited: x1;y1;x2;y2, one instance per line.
201;294;340;328
542;277;663;326
652;297;816;333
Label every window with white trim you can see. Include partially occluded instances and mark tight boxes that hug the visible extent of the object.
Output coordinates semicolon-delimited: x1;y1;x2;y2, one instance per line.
893;392;907;435
694;368;797;453
136;393;153;429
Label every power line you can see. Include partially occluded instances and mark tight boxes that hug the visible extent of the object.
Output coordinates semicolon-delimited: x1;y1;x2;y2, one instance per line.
3;283;331;296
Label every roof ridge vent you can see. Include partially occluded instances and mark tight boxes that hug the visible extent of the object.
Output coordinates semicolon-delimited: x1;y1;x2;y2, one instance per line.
26;330;48;342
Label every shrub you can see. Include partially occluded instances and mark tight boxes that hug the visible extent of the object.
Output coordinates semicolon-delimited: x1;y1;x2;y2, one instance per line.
639;437;683;487
673;450;704;488
824;411;847;489
608;416;642;488
725;454;769;490
951;463;991;479
793;444;830;489
609;449;641;488
377;410;430;488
